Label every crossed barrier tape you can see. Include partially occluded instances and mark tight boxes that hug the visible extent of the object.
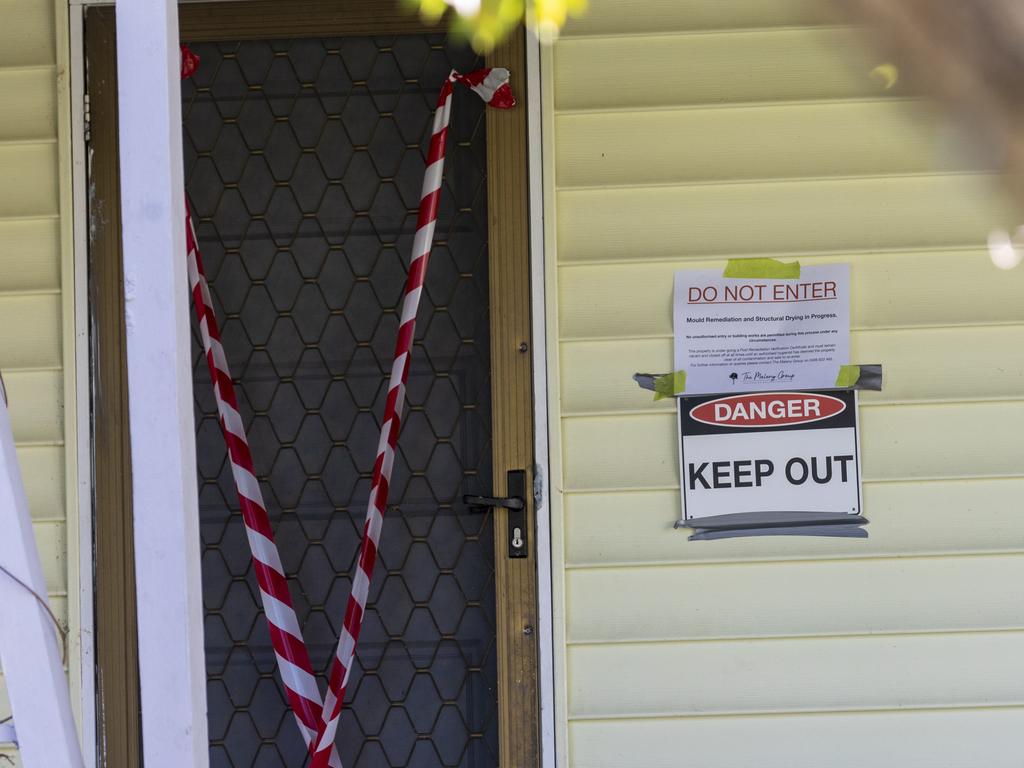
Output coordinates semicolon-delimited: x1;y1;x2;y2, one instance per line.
182;45;515;762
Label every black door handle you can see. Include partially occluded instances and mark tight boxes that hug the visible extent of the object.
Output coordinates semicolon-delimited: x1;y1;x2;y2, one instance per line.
462;494;525;512
461;470;528;558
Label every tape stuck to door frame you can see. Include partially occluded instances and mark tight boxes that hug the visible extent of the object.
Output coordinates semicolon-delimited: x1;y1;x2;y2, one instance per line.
722;257;801;279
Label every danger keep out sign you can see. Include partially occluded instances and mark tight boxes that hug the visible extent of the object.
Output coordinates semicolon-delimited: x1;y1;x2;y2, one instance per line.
679;390;862;521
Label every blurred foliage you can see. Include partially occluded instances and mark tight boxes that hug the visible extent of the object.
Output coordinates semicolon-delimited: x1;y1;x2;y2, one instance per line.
837;0;1024;211
406;0;587;52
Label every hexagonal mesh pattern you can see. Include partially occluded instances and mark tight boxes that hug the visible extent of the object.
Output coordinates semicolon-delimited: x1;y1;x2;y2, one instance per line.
183;34;497;768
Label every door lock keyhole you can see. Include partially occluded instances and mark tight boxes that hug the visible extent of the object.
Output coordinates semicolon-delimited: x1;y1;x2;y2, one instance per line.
462;470;528;558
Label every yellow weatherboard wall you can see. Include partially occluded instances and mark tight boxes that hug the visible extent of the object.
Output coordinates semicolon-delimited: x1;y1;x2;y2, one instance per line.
0;0;79;761
545;1;1024;766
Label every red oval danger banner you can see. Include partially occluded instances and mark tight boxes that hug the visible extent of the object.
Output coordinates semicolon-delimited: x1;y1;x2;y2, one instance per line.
689;392;846;429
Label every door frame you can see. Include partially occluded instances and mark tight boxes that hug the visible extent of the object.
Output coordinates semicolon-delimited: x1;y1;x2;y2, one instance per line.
83;2;555;765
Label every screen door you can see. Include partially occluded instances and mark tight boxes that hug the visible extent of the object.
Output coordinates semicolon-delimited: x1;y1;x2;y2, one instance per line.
185;34;499;768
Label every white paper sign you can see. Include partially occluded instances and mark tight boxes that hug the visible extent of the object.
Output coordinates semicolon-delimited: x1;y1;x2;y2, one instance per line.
674;264;850;395
679;390;861;521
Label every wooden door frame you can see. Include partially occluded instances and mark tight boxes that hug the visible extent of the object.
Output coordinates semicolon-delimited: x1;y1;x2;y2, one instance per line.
85;10;141;768
85;3;542;764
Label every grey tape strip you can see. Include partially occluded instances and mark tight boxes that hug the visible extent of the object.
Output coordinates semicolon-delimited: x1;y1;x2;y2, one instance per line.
688;524;868;541
676;511;869;541
674;511;868;530
633;373;658;392
856;364;883;391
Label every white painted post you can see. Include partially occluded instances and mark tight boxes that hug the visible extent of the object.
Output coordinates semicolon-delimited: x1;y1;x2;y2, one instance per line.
0;390;85;767
115;1;209;765
0;722;16;745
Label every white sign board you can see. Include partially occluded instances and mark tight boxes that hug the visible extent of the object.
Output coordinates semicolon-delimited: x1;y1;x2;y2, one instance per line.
674;264;850;395
678;390;861;522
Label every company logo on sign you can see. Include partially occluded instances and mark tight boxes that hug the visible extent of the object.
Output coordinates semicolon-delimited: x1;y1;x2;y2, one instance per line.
689;392;846;429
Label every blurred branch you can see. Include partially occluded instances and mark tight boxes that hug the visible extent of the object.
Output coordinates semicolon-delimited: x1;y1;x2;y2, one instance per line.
407;0;587;52
835;0;1024;209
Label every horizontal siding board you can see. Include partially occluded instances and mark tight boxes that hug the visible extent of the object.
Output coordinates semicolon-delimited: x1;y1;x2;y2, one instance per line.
567;554;1024;643
555;27;895;111
565;479;1024;566
17;445;65;521
0;142;59;217
0;295;62;369
562;414;678;491
556;100;950;187
568;631;1024;718
557;250;1024;337
0;67;56;141
570;708;1024;768
561;402;1024;490
556;175;1014;263
851;325;1024;404
5;370;63;443
0;218;60;292
0;0;55;67
563;0;822;37
559;325;1024;414
859;402;1024;481
30;520;66;593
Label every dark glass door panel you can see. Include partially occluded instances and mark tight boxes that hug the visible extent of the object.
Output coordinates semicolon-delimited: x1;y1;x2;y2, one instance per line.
184;34;498;768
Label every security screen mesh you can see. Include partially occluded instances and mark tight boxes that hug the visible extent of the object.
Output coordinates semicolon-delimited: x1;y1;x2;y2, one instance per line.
182;34;497;768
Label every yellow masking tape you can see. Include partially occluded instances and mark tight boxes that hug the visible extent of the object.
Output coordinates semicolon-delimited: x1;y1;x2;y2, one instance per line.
723;258;801;279
835;365;861;388
654;370;686;400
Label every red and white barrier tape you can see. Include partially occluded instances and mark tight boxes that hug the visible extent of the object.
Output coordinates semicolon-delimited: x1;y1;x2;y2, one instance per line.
185;210;342;768
309;68;514;765
182;45;341;767
183;43;514;762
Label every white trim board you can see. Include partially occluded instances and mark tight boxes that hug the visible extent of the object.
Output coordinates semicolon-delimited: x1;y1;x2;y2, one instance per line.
538;37;570;768
526;28;559;768
115;0;209;763
65;2;97;763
